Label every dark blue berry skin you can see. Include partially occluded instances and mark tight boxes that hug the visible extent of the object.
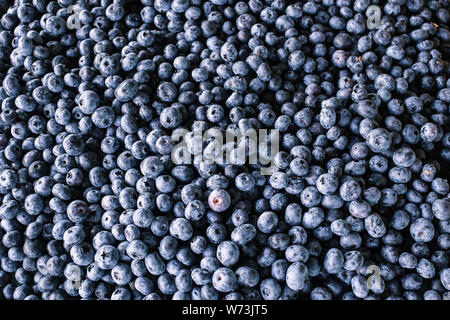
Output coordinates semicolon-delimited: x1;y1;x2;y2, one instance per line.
0;0;449;302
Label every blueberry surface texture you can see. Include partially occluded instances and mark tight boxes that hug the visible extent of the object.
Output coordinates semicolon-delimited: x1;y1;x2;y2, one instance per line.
0;0;448;301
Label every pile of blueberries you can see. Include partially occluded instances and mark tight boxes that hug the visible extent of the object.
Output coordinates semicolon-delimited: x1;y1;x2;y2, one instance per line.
0;0;449;300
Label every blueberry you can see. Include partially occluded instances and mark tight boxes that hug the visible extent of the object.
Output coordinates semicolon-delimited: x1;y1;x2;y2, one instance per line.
258;278;281;300
0;0;448;301
212;267;236;293
316;173;339;195
70;242;94;266
393;147;416;168
302;207;325;229
367;128;392;153
207;189;231;212
67;200;89;223
216;241;240;267
140;156;164;178
111;263;132;286
231;224;256;246
235;266;259;288
440;268;450;290
257;211;278;234
351;274;369;298
169;218;193;242
144;252;165;276
365;214;387;238
78;91;100;115
399;252;418;269
390;210;411;231
410;218;435;243
324;248;344;275
235;172;255;192
339;180;361;202
160;106;182;129
91;106;115;129
286;262;308;291
432;199;450;221
95;245;119;270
